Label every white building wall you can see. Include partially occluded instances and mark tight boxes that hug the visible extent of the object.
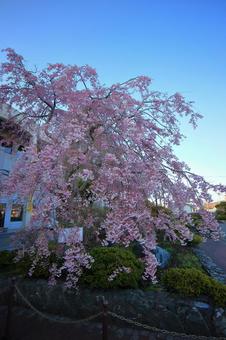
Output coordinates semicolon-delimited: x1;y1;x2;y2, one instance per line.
0;106;31;232
0;147;17;172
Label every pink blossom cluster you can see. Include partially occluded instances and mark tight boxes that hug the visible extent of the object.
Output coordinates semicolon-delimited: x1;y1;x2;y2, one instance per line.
108;266;131;282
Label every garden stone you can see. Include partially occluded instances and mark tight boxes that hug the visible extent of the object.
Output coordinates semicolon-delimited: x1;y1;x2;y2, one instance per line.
154;246;171;268
184;307;211;336
193;301;210;310
213;310;226;337
215;307;224;318
156;306;185;333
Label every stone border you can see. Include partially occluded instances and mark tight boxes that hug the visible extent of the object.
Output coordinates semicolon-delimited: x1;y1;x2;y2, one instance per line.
0;277;223;337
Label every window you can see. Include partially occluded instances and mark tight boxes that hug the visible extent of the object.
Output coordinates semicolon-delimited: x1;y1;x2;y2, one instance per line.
10;204;23;222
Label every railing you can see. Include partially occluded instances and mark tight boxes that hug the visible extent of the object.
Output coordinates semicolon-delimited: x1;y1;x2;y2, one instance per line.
1;278;226;340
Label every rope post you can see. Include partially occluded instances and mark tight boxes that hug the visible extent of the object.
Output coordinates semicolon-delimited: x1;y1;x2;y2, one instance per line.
2;277;16;340
101;296;108;340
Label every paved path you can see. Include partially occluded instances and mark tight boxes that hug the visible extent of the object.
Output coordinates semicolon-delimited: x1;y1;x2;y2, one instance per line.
0;232;14;251
199;222;226;272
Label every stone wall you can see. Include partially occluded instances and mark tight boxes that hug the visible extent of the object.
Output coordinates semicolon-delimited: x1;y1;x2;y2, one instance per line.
1;277;226;337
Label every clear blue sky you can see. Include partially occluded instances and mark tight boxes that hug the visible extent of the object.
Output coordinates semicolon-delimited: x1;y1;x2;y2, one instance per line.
1;0;226;194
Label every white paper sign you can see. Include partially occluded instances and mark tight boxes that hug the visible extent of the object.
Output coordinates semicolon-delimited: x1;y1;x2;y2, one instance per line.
58;227;83;243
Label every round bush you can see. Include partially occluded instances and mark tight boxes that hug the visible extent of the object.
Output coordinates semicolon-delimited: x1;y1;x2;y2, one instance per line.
0;250;16;269
210;280;226;306
16;254;47;278
162;268;226;306
175;251;203;270
188;234;203;247
80;246;144;289
16;252;62;279
163;268;210;296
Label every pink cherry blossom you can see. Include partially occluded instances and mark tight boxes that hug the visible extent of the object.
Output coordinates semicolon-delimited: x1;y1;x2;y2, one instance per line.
1;48;226;287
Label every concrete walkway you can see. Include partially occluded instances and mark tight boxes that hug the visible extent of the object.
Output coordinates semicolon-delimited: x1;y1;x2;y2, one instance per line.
0;231;14;251
198;222;226;272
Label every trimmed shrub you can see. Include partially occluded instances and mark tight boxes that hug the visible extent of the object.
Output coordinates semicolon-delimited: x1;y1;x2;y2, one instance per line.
188;234;203;247
163;268;209;296
150;205;173;218
210;280;226;306
80;246;144;289
175;251;203;271
129;240;145;258
0;250;16;269
16;252;63;279
190;212;202;222
162;268;226;306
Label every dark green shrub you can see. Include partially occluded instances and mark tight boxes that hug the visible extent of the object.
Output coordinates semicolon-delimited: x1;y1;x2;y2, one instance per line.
0;240;64;278
162;268;226;306
162;268;210;297
175;251;203;271
16;254;47;278
188;234;203;247
148;203;173;219
16;252;62;279
209;281;226;306
80;246;144;289
190;212;202;222
144;283;162;292
129;240;145;258
0;250;16;269
48;240;59;251
189;213;203;231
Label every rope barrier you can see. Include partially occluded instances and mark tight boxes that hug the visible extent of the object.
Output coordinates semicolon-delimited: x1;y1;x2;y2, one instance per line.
15;285;102;324
108;311;226;340
11;284;226;339
0;287;10;297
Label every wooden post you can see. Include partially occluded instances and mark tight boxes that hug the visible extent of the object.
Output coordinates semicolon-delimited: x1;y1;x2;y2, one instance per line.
102;296;108;340
2;277;16;340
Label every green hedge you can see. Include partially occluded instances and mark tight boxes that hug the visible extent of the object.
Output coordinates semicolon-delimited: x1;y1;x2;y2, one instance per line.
0;249;62;279
0;246;144;288
0;250;16;270
81;246;144;289
188;234;203;247
16;253;62;279
162;268;226;306
175;251;203;271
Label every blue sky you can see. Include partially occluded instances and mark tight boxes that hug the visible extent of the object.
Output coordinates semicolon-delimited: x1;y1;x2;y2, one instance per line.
1;0;226;195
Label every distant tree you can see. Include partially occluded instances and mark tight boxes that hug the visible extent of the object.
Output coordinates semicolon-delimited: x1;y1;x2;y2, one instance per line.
215;202;226;220
0;48;225;287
